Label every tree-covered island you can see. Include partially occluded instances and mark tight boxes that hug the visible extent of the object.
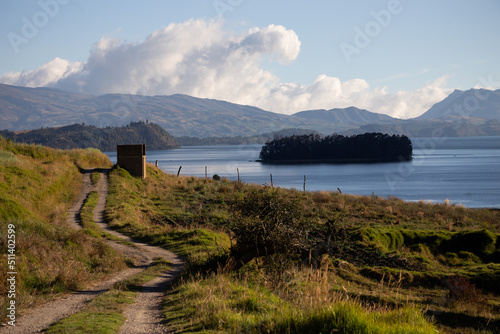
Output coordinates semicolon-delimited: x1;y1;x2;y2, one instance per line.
259;132;412;163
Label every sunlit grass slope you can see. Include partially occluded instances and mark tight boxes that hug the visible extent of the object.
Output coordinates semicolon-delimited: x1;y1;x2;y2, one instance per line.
0;138;126;322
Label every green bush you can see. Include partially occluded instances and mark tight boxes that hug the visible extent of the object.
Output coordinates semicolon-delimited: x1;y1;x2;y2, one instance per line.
231;188;313;268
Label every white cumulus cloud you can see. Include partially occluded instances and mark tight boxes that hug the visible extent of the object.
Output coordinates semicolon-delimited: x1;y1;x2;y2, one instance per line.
0;57;83;88
0;18;451;118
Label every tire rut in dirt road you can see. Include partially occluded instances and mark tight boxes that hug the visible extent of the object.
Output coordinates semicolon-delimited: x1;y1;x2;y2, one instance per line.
0;169;183;333
94;170;184;334
119;261;184;334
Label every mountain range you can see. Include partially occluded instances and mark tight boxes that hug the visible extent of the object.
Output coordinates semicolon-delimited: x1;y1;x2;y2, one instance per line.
1;83;499;138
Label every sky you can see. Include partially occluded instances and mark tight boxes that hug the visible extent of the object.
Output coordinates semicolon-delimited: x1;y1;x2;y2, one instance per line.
0;0;499;119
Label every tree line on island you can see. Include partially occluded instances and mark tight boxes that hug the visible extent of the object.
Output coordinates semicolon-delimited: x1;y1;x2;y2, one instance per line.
259;132;413;163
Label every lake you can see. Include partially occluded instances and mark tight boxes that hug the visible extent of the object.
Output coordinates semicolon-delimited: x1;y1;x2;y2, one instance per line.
106;136;500;209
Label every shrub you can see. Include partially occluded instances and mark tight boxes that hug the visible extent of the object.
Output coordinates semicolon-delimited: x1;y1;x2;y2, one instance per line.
445;275;487;307
231;188;313;270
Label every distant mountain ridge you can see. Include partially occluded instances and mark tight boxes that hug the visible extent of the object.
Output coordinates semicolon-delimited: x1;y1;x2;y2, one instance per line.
417;88;500;121
293;106;400;126
1;83;499;138
0;84;333;137
342;119;500;138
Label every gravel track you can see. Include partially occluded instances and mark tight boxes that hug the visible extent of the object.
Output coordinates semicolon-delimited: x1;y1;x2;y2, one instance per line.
1;169;183;333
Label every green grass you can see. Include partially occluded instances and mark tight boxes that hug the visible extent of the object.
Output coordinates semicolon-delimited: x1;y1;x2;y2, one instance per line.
103;163;500;333
358;227;499;261
4;137;499;333
164;274;436;334
78;189;136;248
45;292;133;333
45;259;171;334
80;191;100;236
105;166;231;267
0;150;18;164
91;171;102;185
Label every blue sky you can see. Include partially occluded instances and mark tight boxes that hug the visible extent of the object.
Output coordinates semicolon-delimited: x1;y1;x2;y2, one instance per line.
1;0;499;118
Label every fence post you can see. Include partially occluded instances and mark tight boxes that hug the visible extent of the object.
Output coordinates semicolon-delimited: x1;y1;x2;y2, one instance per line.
177;166;182;177
270;173;273;187
205;166;207;178
237;168;240;182
303;175;306;191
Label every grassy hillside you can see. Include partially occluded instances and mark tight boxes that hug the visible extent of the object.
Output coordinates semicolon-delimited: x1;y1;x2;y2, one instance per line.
2;138;499;332
106;165;500;333
0;138;127;322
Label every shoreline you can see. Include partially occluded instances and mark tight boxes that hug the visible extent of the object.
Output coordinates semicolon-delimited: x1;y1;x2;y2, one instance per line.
256;158;412;164
160;169;500;210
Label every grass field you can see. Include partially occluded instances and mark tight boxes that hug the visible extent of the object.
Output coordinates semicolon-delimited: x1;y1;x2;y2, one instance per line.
105;164;500;333
2;137;499;333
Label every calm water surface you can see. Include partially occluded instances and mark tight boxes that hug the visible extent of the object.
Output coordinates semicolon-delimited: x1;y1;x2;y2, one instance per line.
106;136;500;208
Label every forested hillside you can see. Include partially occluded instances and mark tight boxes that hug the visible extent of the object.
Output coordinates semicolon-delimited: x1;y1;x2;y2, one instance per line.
0;121;179;151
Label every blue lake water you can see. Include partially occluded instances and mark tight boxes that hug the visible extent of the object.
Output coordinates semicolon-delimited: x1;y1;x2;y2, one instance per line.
106;136;500;208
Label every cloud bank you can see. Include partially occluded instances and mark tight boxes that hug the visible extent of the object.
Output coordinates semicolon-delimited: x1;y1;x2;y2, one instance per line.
0;19;450;118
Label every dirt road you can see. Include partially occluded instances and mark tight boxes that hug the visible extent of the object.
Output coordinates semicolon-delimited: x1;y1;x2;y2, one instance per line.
1;169;183;333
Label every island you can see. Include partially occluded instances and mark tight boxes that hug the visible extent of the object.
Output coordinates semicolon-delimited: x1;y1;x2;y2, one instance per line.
259;132;412;163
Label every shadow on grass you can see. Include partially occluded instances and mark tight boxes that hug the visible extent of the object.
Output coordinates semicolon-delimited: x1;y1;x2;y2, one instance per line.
426;310;500;332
